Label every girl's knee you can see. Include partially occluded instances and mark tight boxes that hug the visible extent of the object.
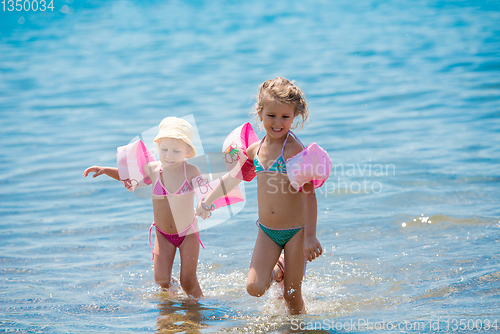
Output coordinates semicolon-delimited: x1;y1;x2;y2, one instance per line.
154;269;170;285
180;274;198;291
155;276;172;289
246;282;266;297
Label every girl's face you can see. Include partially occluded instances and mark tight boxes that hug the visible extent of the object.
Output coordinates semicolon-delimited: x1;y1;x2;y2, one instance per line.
259;99;296;139
157;138;191;168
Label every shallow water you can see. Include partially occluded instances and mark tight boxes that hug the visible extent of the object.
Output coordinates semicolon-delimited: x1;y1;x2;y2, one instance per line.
1;0;500;333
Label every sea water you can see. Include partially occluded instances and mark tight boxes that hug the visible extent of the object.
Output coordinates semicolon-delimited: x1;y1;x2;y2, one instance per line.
1;0;499;333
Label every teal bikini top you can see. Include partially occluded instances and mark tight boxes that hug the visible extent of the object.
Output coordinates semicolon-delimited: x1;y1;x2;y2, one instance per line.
254;132;303;175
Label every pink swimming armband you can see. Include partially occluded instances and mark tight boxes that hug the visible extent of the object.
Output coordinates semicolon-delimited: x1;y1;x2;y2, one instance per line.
222;123;260;181
116;140;156;191
286;143;332;191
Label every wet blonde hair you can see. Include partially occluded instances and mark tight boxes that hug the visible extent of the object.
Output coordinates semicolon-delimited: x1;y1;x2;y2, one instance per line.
253;77;309;130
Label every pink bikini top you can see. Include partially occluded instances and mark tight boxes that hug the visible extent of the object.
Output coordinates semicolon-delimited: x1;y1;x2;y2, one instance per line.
152;162;194;196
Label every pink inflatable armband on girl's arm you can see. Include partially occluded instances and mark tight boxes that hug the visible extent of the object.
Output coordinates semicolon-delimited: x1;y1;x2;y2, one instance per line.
222;123;260;181
116;140;156;191
286;143;332;191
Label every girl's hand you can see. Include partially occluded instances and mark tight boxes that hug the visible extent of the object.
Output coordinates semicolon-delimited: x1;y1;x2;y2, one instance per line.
304;235;323;262
83;166;105;178
196;201;211;220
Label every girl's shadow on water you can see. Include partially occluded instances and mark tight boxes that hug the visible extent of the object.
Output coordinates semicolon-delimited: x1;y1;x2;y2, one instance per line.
153;285;236;333
156;297;209;333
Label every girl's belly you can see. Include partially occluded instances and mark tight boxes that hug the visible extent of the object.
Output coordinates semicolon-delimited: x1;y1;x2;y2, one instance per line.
256;174;304;229
152;195;195;234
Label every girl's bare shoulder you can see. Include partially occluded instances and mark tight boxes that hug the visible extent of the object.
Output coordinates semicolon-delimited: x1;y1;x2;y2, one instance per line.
145;161;161;183
185;161;201;180
147;160;161;172
284;135;305;160
246;141;261;160
148;160;161;168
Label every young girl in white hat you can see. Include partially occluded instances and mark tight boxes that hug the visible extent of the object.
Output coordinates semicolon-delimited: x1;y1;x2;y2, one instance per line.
84;117;204;298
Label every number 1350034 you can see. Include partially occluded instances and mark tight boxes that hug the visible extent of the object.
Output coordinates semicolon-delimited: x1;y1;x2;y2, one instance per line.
2;0;54;11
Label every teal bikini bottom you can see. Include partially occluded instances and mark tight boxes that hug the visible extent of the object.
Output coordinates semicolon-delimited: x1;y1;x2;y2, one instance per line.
256;220;304;249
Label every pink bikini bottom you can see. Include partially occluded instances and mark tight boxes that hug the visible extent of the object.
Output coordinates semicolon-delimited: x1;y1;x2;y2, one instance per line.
149;220;205;260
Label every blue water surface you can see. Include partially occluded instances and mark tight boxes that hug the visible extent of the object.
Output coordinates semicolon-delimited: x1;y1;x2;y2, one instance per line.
1;0;499;333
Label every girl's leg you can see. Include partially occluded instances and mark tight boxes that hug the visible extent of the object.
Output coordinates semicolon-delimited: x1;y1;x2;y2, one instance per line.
283;229;306;315
178;233;203;298
246;227;282;297
153;233;177;289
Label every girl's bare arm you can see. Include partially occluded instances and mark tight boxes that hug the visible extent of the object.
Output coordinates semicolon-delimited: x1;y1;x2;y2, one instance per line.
83;166;120;181
196;143;258;219
302;181;322;261
196;173;243;219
